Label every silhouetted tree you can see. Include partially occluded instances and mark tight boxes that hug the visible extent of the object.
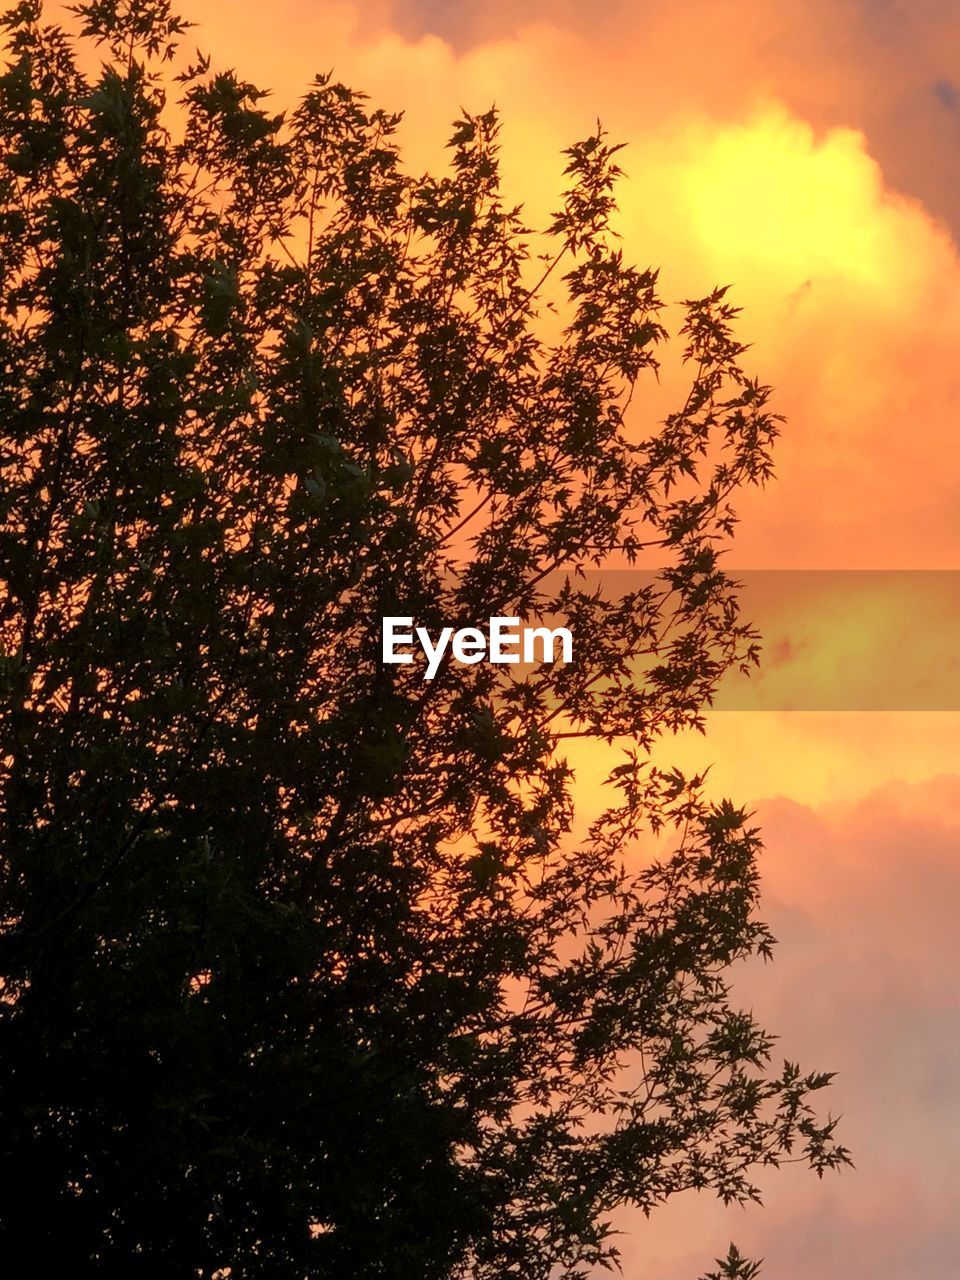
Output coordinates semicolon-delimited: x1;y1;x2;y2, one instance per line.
0;3;848;1276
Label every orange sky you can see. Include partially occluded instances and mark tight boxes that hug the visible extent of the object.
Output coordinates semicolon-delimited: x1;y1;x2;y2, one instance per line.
182;0;960;564
117;3;960;1274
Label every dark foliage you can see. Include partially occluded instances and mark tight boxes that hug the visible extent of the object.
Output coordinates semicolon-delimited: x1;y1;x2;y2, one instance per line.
0;3;849;1276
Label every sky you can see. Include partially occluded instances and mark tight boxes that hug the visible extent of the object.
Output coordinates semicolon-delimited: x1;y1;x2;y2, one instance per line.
181;2;959;1274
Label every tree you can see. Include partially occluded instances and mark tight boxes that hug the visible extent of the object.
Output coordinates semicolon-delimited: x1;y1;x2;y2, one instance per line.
0;3;849;1276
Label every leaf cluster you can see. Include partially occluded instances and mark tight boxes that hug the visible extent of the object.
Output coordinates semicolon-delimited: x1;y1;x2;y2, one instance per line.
0;4;846;1277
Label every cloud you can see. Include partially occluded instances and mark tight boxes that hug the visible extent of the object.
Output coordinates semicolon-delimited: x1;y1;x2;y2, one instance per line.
383;0;960;239
933;79;960;112
615;778;960;1278
184;0;960;570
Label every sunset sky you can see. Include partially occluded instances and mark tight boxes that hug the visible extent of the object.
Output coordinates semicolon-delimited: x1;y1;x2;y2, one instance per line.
178;2;960;1274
